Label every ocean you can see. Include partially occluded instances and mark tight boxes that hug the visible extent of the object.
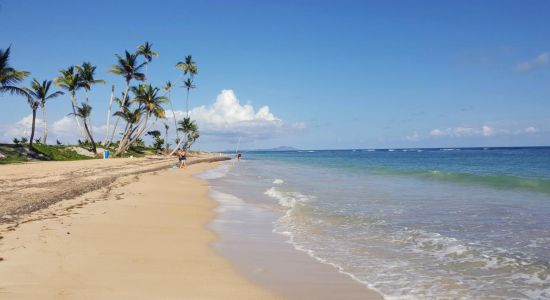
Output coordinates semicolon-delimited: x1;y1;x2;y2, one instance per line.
199;147;550;299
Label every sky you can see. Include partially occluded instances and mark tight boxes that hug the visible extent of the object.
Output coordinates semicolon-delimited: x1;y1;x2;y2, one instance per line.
1;0;549;150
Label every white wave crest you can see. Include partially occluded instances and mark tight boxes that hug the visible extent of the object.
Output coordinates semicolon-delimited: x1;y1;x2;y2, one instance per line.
273;179;284;185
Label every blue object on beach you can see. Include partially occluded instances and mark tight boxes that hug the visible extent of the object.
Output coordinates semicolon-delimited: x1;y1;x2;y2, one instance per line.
103;150;110;159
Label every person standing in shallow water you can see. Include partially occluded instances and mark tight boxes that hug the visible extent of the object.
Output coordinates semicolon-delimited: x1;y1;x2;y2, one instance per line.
237;152;242;161
177;149;187;168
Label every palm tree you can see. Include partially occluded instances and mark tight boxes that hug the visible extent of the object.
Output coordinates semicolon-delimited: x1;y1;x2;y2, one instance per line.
54;66;87;140
175;55;198;78
77;62;105;104
77;62;105;139
170;117;199;155
71;104;97;154
115;84;167;156
176;55;198;117
25;79;64;144
163;123;169;152
178;117;199;149
182;78;196;117
163;81;179;141
0;46;29;96
26;99;40;149
136;42;158;80
108;50;146;145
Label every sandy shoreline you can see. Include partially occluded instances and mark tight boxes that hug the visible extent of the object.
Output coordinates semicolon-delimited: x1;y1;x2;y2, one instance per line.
0;158;278;299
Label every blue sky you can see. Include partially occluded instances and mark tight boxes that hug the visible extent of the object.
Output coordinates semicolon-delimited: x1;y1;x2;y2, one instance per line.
1;0;549;150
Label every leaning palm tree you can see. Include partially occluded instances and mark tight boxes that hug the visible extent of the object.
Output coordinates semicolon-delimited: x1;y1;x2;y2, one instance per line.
71;104;97;154
163;81;179;141
107;50;146;145
115;84;167;156
182;78;196;117
25;79;64;144
0;46;29;96
170;117;199;155
136;42;158;80
54;66;87;140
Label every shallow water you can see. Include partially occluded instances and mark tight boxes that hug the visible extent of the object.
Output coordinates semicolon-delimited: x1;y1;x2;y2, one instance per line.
200;148;550;299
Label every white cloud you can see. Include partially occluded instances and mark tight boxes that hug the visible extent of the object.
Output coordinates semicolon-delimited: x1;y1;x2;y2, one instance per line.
164;90;302;141
406;131;420;141
516;52;549;72
429;125;494;138
525;126;539;133
1;90;300;145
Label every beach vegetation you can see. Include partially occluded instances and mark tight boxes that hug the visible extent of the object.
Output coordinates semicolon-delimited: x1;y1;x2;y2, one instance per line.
24;79;64;145
2;44;202;162
0;47;29;97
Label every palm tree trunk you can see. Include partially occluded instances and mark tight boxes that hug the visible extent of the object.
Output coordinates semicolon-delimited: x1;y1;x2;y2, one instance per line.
168;90;179;141
103;85;115;145
107;83;130;146
41;102;48;144
164;126;168;153
83;120;97;154
30;108;37;150
186;89;190;117
70;92;87;141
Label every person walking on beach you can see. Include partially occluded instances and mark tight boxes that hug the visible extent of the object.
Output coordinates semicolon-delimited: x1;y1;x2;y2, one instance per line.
237;152;242;161
177;149;187;168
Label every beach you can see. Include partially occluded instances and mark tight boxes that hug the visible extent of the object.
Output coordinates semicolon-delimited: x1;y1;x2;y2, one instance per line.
0;157;278;299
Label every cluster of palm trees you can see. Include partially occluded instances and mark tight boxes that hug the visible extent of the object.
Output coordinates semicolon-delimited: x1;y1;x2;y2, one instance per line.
0;43;201;157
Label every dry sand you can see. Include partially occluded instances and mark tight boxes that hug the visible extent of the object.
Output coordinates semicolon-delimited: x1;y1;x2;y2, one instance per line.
0;159;279;299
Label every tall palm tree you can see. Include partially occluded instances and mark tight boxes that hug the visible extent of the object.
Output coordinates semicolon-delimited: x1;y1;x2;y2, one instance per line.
77;62;105;139
136;42;158;80
54;66;87;140
25;79;64;144
0;46;29;96
108;50;146;145
175;55;198;78
71;104;97;154
163;81;179;141
182;78;196;117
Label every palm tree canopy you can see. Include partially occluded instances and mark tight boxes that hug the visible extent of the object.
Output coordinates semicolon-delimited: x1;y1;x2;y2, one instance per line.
77;62;105;90
163;81;173;92
183;78;196;91
131;84;168;118
177;117;198;133
175;55;198;77
25;79;64;105
0;47;30;96
110;50;146;83
72;103;93;118
54;66;82;94
136;42;158;63
114;107;142;125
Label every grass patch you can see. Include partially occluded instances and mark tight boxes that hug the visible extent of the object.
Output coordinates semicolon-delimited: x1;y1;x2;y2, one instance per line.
32;144;92;161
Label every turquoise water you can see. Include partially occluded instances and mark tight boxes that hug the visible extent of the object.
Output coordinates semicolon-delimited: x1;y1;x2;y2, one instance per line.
204;147;550;299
